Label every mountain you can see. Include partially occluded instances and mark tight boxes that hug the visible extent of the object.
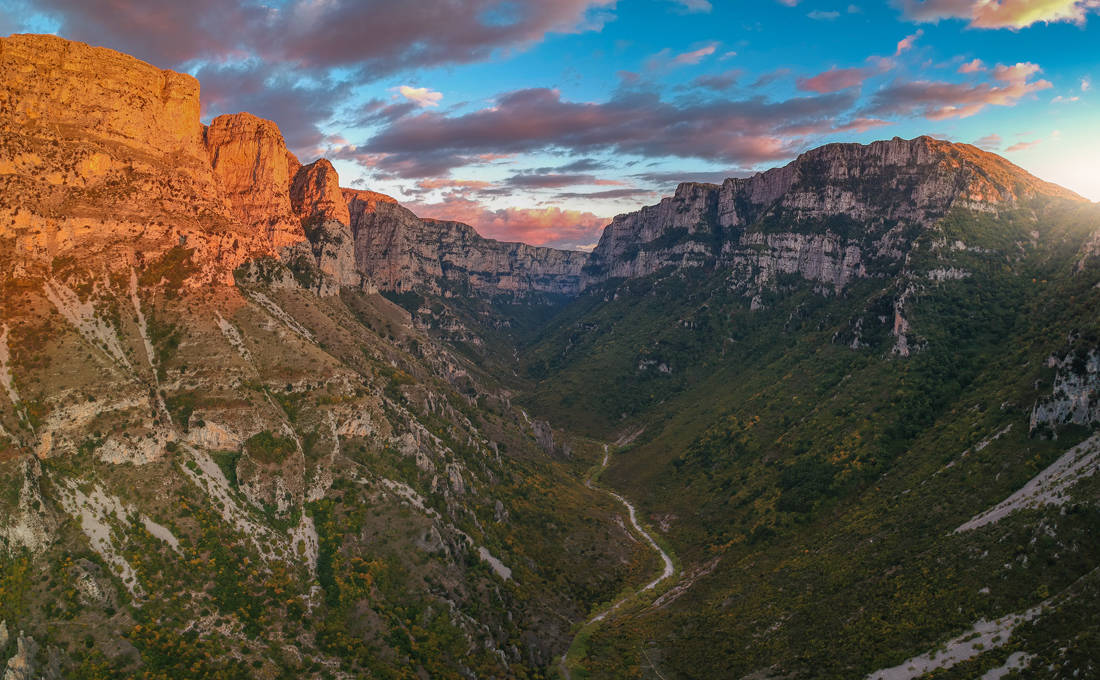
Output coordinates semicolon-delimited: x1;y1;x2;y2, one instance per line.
520;136;1100;677
4;32;1100;680
0;34;654;679
584;136;1081;289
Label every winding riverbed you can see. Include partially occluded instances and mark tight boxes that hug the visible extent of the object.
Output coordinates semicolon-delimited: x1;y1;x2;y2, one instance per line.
560;445;677;676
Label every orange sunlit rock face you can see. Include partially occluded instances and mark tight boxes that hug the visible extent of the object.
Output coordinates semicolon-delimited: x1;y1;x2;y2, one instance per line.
0;33;209;175
291;159;351;227
205;112;305;250
0;34;294;285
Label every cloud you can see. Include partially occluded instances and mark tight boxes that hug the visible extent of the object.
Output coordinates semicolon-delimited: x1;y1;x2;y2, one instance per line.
503;173;625;189
864;61;1052;120
416;178;493;191
900;0;1100;29
673;43;718;65
358;87;860;178
1006;139;1041;152
974;133;1002;149
895;29;923;55
1051;95;1080;103
668;0;713;12
25;0;618;155
553;188;658;200
194;61;349;153
751;68;792;88
832;117;893;132
634;169;744;186
808;10;841;19
689;69;742;91
407;195;609;249
646;43;720;71
958;58;986;73
32;0;618;72
797;66;874;93
1083;76;1092;91
398;86;443;107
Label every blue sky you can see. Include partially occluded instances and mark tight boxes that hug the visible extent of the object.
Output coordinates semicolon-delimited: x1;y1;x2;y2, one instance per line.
2;0;1098;248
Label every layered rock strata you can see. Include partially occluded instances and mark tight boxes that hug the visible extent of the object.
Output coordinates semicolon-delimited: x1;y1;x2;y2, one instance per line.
584;137;1083;291
344;190;589;297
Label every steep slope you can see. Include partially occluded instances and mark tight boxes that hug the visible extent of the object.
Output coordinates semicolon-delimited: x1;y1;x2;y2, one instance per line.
0;34;655;679
520;140;1100;678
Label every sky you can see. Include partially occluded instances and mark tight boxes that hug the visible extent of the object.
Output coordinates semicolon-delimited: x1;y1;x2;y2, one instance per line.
2;0;1098;250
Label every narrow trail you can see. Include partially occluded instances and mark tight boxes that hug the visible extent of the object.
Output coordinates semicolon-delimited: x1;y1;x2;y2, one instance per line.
560;445;677;678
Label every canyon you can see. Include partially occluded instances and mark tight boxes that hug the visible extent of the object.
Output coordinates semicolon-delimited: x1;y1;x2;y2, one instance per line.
2;33;1100;680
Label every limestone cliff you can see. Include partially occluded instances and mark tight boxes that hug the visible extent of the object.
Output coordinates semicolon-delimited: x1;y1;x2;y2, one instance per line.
0;34;260;284
289;159;359;291
344;189;588;297
584;136;1084;291
0;34;589;300
205;112;304;250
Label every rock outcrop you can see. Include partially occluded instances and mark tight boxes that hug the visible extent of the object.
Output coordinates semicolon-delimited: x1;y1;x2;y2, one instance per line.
289;159;360;291
584;137;1084;291
205;112;304;250
344;189;589;297
0;34;255;283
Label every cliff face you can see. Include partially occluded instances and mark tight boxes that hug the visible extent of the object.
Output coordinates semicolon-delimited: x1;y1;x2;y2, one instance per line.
344;189;589;297
0;33;210;177
585;136;1085;291
289;160;359;291
0;34;585;300
0;33;263;284
205;112;305;250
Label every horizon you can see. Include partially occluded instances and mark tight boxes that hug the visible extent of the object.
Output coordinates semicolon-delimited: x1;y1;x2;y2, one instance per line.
2;1;1098;249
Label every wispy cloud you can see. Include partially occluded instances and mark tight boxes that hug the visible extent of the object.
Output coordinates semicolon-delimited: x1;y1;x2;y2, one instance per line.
958;58;986;73
407;195;609;249
974;133;1002;149
358;86;860;178
895;29;923;55
1006;139;1041;152
865;61;1052;120
797;66;875;93
667;0;713;13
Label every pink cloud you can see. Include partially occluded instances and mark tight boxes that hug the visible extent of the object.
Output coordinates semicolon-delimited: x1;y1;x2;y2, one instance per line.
1006;139;1041;152
797;66;874;93
417;178;493;191
833;117;893;132
958;58;986;73
901;0;1100;29
866;61;1052;120
673;44;718;65
895;29;924;55
409;196;609;249
360;87;857;178
397;86;443;107
974;133;1002;149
